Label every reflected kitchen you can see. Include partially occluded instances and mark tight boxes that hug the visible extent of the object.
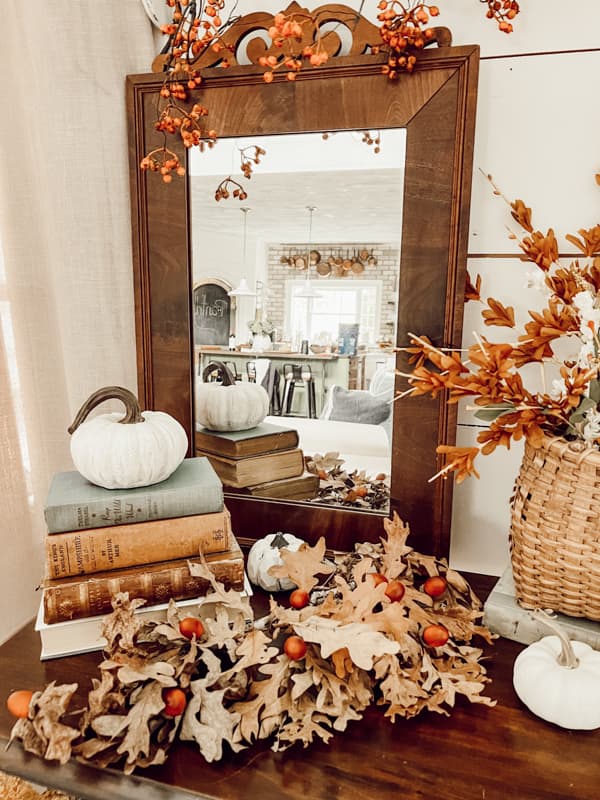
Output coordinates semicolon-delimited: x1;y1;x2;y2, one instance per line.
191;130;405;511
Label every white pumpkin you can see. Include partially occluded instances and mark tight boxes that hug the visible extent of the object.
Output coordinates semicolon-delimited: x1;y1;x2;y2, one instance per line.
247;532;306;592
197;361;269;432
513;611;600;730
69;386;188;489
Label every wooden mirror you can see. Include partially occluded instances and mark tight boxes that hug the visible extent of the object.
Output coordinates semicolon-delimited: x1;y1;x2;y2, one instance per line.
126;4;479;556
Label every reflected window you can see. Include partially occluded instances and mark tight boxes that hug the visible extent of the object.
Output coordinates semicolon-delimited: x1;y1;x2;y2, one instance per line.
287;279;381;346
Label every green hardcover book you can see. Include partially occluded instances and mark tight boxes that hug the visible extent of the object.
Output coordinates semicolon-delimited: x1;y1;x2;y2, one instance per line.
44;457;224;534
195;421;299;459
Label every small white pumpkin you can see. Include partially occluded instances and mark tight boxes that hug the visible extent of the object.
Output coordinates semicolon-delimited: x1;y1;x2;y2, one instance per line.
197;361;269;432
513;611;600;730
69;386;188;489
247;532;306;592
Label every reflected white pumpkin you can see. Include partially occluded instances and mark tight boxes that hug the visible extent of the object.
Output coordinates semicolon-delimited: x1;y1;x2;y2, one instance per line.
197;382;269;432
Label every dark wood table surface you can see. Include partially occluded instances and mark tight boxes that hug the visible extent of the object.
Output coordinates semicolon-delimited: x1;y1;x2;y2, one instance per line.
1;575;598;800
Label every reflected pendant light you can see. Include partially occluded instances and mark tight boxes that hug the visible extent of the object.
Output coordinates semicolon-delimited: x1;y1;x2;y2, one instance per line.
296;205;322;299
228;207;256;297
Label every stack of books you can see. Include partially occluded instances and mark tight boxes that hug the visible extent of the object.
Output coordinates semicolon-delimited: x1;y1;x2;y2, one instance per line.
37;457;245;659
195;421;319;501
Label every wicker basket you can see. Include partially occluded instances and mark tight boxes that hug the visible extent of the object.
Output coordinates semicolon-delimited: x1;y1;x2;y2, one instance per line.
510;434;600;620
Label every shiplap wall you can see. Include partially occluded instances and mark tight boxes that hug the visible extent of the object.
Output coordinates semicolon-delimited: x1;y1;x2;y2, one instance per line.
154;0;600;577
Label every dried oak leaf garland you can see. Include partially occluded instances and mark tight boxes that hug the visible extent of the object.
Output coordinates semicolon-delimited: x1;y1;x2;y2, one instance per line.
305;451;390;510
9;515;495;772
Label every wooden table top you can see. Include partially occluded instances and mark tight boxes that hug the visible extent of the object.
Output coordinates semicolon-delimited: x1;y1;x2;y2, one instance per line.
1;575;598;800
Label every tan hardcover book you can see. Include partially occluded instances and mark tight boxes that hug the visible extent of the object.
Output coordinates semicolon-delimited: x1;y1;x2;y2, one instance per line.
42;537;245;624
195;422;299;459
45;509;231;579
245;471;319;501
200;448;305;489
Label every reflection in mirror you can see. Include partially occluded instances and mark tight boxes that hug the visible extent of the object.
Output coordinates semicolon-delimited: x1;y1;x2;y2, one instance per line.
190;130;406;513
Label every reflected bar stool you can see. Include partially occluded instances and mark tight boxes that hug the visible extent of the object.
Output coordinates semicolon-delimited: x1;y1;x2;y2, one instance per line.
281;363;317;418
246;361;257;382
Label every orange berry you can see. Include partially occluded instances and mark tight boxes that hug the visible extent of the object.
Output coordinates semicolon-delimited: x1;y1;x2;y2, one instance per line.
423;623;449;647
385;580;406;602
7;690;33;719
423;575;448;598
370;572;388;587
289;589;310;609
162;687;187;716
178;617;204;640
284;635;307;660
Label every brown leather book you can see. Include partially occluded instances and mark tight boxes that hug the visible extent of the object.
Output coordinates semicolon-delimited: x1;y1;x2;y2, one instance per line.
244;471;319;501
42;538;244;624
195;422;299;459
45;509;232;579
199;448;305;489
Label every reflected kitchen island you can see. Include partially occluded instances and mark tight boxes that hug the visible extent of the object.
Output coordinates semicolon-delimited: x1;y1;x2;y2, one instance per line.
196;347;366;416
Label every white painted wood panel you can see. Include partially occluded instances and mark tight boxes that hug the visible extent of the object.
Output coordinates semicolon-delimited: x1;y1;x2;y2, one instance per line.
470;51;600;253
449;425;521;576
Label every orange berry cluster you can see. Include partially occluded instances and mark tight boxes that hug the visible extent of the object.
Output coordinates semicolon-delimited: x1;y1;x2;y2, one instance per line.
361;131;381;153
140;148;186;184
258;11;329;83
162;0;231;68
240;145;267;179
154;102;216;153
214;177;249;202
377;1;439;80
483;0;520;33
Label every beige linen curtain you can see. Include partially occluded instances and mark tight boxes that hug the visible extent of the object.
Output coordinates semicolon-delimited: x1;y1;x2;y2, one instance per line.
0;1;157;643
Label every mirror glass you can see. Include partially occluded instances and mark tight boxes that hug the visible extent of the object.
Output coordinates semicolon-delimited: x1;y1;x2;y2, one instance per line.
190;129;406;513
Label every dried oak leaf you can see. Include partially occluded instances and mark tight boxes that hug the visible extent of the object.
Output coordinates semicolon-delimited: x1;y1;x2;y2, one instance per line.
325;559;389;622
203;605;243;657
268;536;335;593
79;669;126;732
380;512;412;577
433;653;496;708
102;592;147;654
100;654;177;686
9;682;80;765
91;681;168;773
293;617;400;671
273;706;335;751
180;679;243;762
223;627;279;678
232;655;292;744
374;653;429;720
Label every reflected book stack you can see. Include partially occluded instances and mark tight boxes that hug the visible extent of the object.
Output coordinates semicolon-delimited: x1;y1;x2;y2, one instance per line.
37;457;246;659
195;422;318;499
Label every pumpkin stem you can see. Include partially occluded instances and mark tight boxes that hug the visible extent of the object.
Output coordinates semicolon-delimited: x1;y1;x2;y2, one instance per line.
532;610;579;669
68;386;145;434
202;361;237;386
270;532;290;549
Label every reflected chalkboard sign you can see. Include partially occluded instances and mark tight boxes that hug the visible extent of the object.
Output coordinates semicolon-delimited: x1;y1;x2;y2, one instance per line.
193;283;232;346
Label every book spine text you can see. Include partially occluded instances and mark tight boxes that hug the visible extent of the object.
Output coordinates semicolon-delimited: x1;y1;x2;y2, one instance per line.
45;511;231;578
45;484;223;534
43;554;245;624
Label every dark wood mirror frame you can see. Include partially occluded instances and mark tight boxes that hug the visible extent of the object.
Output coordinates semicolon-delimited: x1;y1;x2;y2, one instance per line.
126;8;479;557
